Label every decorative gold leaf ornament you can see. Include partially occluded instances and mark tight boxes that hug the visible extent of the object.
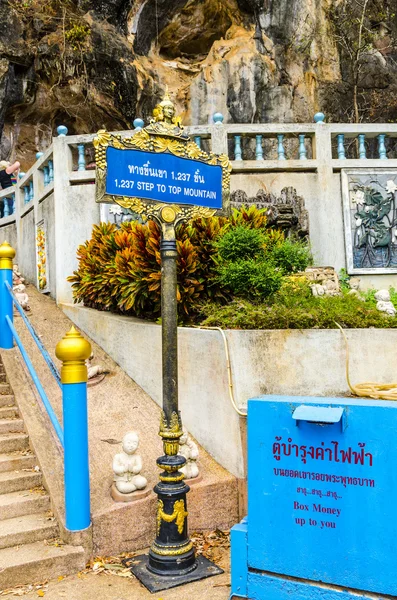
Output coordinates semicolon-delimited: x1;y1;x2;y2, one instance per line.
94;89;231;224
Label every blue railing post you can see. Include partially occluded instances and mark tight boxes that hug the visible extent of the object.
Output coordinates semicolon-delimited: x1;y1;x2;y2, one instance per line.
298;134;307;160
337;134;346;159
234;135;242;160
56;327;92;531
0;242;15;349
358;134;366;159
277;134;286;160
378;134;387;159
77;144;86;171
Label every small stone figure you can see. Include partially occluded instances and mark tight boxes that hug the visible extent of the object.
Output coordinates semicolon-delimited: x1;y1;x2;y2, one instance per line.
112;432;147;494
13;283;30;311
310;283;326;297
348;277;361;296
86;351;108;383
179;430;199;480
375;289;396;316
13;265;25;285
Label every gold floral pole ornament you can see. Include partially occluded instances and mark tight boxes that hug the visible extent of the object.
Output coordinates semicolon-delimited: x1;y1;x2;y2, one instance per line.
94;93;229;591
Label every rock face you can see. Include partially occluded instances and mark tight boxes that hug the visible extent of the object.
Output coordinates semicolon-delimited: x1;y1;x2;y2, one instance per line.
1;0;397;166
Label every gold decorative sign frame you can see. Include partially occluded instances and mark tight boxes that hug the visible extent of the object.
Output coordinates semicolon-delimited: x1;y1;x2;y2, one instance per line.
93;95;231;226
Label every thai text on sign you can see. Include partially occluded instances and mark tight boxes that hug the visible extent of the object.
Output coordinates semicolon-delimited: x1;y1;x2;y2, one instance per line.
106;147;223;209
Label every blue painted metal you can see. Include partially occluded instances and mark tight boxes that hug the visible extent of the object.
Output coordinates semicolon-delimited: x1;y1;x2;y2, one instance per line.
62;381;90;531
298;135;307;160
213;112;224;124
314;112;325;123
337;134;346;159
247;572;383;600
277;134;286;160
5;316;64;446
231;395;397;599
24;186;30;204
133;118;144;130
29;181;34;202
106;146;223;209
11;194;15;214
255;135;263;160
234;135;242;161
5;282;61;387
378;134;387;159
194;136;201;148
48;160;54;183
230;517;248;599
0;269;13;349
43;166;49;186
36;152;44;160
358;134;366;159
77;144;86;171
292;405;345;425
57;125;68;137
3;197;9;217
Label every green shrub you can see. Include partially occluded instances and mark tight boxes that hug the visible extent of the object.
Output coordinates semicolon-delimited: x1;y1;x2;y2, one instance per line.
68;206;270;321
269;238;312;274
217;226;266;262
217;259;283;299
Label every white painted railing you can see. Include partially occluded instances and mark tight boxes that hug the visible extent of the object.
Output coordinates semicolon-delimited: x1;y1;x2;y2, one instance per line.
3;112;397;221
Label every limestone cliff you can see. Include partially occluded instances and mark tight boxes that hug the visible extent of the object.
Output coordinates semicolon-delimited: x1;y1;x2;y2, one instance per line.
1;0;396;166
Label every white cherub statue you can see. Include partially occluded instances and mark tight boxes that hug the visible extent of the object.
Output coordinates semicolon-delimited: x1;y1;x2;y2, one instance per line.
375;289;396;316
112;431;147;494
13;283;30;311
179;429;199;480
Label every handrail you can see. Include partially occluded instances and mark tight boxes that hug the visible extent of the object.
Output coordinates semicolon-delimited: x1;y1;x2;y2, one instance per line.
5;315;64;446
6;281;62;387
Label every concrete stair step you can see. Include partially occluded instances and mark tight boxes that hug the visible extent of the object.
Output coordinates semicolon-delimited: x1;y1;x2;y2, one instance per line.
0;384;11;395
0;513;59;549
0;395;15;408
0;490;50;520
0;451;36;473
0;372;6;383
0;406;18;419
0;419;24;434
0;433;29;454
0;470;42;495
0;540;85;590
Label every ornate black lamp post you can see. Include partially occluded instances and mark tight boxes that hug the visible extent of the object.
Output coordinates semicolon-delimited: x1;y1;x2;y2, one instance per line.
94;93;231;591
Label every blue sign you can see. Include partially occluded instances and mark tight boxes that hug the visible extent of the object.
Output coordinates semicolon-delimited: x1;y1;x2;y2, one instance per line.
231;395;397;600
105;147;223;209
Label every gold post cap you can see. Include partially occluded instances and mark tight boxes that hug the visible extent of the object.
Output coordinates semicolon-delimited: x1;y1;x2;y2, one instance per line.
55;326;92;384
0;241;16;270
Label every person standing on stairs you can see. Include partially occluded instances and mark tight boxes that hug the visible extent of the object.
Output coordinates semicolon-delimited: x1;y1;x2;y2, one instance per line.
0;160;20;189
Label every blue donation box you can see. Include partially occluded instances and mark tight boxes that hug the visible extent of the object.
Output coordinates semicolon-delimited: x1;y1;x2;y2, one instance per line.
231;396;397;600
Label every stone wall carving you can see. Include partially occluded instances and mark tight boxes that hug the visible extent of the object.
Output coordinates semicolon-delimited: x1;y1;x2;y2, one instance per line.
231;186;309;238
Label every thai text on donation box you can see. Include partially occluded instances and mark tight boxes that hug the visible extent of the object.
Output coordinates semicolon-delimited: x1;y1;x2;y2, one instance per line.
233;395;397;599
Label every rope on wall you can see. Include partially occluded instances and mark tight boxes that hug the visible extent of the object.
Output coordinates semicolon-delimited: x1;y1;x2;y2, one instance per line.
196;326;247;417
336;322;397;401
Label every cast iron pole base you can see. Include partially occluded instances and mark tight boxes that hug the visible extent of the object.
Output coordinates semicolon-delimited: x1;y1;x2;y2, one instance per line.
129;554;223;593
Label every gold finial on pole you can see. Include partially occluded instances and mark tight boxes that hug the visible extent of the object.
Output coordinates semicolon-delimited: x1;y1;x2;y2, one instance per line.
0;241;16;270
55;326;92;384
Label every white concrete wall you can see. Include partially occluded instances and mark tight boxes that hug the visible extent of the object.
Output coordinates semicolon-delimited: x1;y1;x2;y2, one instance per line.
61;304;246;478
0;221;17;258
60;303;397;478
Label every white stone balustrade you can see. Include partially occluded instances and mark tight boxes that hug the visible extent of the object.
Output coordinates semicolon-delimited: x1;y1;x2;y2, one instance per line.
3;117;397;302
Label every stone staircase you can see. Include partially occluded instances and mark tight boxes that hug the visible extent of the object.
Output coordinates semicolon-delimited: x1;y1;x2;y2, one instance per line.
0;359;86;590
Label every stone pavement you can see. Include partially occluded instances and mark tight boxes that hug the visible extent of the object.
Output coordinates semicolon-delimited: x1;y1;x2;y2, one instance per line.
10;547;230;600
